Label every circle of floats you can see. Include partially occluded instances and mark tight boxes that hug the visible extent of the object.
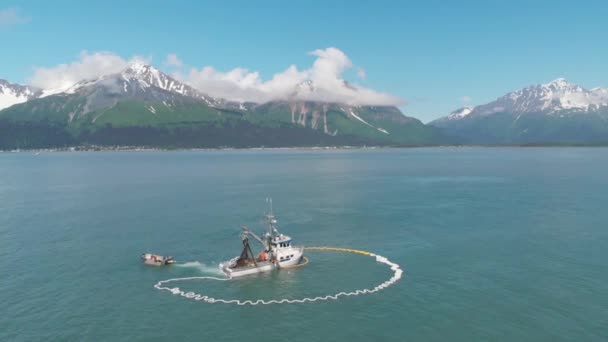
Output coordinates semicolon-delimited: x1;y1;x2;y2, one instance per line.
153;247;404;306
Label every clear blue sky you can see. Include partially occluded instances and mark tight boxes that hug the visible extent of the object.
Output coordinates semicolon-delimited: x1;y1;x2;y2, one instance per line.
1;0;607;122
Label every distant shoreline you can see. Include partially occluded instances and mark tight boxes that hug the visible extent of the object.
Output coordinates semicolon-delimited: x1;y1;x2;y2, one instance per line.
3;144;608;153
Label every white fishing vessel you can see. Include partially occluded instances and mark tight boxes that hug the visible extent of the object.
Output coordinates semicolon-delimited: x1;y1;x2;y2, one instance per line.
222;199;304;277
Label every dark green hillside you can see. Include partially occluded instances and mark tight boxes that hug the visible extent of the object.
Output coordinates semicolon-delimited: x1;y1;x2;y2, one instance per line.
433;110;608;145
0;94;448;149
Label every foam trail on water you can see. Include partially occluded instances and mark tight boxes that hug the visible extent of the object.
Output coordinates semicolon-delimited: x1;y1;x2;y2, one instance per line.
155;247;404;306
175;261;224;275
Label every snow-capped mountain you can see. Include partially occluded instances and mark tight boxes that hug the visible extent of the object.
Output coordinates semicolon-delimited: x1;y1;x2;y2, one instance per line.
0;62;447;148
443;106;474;120
63;63;219;105
430;79;608;144
22;63;232;121
0;79;41;110
436;79;608;125
489;78;608;113
294;80;316;94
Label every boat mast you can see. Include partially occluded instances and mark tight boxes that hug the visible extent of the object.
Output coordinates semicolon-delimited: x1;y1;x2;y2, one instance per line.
266;197;278;238
269;197;273;216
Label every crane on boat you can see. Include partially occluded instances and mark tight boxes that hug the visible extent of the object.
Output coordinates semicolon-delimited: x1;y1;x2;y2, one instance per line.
241;226;267;248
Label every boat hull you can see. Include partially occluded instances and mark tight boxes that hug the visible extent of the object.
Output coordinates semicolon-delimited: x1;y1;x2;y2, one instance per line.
223;261;275;277
278;254;303;267
142;253;175;266
143;259;175;266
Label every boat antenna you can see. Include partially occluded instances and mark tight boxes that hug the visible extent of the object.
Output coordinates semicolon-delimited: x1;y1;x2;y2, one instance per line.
266;197;273;215
265;197;278;236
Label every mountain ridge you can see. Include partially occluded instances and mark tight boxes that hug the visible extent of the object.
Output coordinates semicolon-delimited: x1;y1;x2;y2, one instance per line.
430;79;608;145
0;63;447;149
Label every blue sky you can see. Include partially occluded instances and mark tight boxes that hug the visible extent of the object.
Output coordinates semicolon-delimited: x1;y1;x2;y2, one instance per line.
1;0;607;122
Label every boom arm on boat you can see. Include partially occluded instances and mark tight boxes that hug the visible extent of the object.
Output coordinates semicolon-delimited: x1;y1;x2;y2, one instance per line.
241;226;266;248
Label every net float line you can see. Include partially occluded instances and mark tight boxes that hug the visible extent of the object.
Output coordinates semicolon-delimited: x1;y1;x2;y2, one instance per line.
153;247;403;305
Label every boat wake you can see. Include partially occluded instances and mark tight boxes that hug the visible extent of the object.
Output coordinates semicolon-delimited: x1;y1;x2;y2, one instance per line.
175;261;225;275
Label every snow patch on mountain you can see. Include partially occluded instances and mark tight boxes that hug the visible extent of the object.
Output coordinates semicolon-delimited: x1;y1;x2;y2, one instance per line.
447;107;474;120
344;107;389;134
0;80;41;110
348;109;374;127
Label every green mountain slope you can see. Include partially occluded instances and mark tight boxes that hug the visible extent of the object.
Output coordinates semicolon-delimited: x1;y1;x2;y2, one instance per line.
0;95;448;149
433;110;608;145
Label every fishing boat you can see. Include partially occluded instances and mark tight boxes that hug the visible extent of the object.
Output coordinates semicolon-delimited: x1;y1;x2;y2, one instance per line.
141;253;176;266
222;199;304;277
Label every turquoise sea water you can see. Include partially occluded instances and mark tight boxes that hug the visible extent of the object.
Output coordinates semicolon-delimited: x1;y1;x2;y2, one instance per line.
1;148;607;341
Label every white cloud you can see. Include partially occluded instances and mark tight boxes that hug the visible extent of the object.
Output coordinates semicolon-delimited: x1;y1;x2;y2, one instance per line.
0;7;29;26
28;51;148;91
26;47;403;106
178;64;307;103
165;53;183;67
357;67;366;80
179;47;403;106
461;96;472;103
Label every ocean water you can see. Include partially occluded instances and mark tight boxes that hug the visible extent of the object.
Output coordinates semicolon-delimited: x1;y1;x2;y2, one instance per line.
1;148;607;341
